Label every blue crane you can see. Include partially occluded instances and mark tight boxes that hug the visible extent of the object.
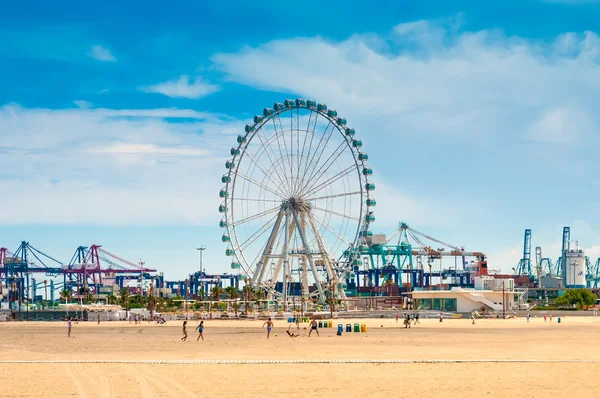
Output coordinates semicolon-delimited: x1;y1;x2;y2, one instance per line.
516;229;532;276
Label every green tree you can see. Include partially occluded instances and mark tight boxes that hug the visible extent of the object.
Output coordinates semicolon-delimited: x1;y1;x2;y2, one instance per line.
59;289;72;303
119;288;130;318
147;295;156;313
225;286;240;316
243;284;254;314
254;288;265;310
555;289;597;309
211;285;224;310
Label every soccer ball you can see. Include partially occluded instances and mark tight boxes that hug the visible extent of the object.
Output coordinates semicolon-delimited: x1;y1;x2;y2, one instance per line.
275;333;278;337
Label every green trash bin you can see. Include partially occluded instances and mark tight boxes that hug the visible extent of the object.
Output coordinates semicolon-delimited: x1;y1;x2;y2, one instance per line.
354;323;360;332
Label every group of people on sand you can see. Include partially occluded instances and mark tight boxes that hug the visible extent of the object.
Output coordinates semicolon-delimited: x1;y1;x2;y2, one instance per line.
396;313;420;328
260;318;320;338
181;320;204;342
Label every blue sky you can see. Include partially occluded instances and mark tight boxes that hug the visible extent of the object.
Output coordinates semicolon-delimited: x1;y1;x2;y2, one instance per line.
2;0;600;280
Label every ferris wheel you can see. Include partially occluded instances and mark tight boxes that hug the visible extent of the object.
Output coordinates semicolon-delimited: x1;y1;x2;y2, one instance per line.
219;99;375;303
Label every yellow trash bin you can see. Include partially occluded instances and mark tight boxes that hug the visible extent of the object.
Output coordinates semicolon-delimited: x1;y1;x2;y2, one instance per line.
328;320;333;328
361;324;367;333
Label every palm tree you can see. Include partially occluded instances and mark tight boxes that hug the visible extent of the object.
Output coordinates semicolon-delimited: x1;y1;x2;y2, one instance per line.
119;288;130;318
224;286;240;316
211;285;224;311
157;297;167;313
254;288;265;311
147;295;156;315
243;284;254;314
85;292;94;304
59;289;72;303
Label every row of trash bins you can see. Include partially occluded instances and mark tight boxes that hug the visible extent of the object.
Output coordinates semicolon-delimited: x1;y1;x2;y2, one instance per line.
341;323;368;333
287;318;367;332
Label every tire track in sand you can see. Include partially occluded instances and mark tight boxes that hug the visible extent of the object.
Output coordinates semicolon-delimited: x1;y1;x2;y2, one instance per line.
118;363;156;397
136;364;196;397
63;363;90;397
90;363;113;398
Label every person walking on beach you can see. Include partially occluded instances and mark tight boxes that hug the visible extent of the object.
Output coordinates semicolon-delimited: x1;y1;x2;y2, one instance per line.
195;321;204;341
415;312;420;324
97;314;100;324
181;321;188;342
67;317;72;337
526;313;530;323
263;318;274;338
308;319;319;336
395;313;399;323
439;312;443;323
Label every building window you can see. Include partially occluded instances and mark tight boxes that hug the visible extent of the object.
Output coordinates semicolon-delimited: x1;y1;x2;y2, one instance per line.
415;298;456;311
443;298;456;311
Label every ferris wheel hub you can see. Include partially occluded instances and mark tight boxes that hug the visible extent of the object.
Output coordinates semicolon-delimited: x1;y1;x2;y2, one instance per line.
283;197;311;214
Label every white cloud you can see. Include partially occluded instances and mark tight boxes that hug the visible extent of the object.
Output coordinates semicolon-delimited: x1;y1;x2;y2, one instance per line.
74;100;92;109
140;75;220;99
0;104;243;225
87;45;116;62
527;107;592;143
212;21;600;144
88;143;209;156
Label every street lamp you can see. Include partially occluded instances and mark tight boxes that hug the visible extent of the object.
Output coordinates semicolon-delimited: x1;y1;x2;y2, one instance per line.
196;246;206;300
185;278;189;315
196;246;206;275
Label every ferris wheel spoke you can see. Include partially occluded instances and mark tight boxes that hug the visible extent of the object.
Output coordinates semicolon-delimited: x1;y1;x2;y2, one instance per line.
303;164;356;199
295;111;314;196
271;117;293;194
299;114;318;187
235;212;281;253
293;107;302;196
232;197;282;204
231;205;281;227
311;211;351;259
241;146;290;197
254;129;294;196
299;129;343;195
307;191;362;202
236;171;285;199
309;213;335;253
312;206;360;222
299;120;333;195
299;140;349;197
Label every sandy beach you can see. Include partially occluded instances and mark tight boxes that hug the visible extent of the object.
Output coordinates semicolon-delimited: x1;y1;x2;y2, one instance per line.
1;316;599;397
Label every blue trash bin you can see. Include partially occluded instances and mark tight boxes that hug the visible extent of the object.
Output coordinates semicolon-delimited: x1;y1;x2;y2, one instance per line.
287;317;292;323
558;317;561;324
337;324;343;334
318;321;323;328
346;324;352;333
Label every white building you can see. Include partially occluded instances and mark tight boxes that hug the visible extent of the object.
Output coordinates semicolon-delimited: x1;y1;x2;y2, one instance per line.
411;276;516;313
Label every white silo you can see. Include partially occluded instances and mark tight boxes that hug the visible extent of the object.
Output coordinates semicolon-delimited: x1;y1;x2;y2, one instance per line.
565;250;586;288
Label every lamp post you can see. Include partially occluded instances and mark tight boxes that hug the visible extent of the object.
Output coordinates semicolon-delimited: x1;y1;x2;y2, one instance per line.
437;248;445;288
185;278;189;315
196;246;206;299
512;267;518;318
